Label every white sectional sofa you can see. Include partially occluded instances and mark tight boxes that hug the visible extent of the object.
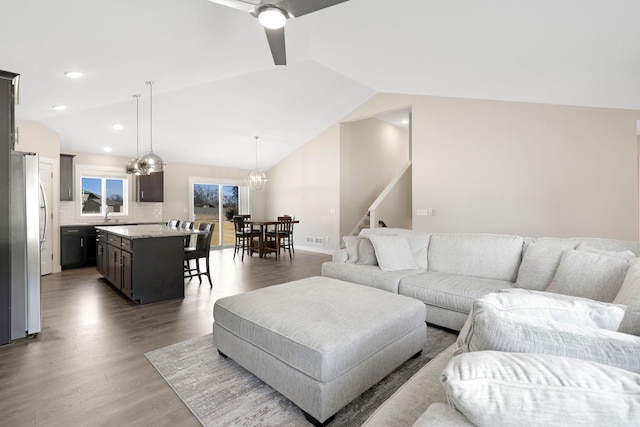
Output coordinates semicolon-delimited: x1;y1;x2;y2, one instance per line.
322;228;640;331
321;228;640;426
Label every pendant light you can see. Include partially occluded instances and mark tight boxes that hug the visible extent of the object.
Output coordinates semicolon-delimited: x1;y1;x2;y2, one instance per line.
247;136;267;190
139;81;165;174
125;94;144;175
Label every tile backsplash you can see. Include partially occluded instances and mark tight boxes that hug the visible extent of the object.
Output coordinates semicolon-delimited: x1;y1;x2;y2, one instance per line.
59;201;163;225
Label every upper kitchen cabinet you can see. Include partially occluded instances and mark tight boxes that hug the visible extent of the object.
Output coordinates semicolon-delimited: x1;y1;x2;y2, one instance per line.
136;172;163;202
60;154;75;201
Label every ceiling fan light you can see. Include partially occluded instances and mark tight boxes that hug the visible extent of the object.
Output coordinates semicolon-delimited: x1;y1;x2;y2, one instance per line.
258;7;286;29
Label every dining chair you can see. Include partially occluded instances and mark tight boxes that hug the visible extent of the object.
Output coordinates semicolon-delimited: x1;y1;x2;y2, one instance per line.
282;214;295;254
184;222;215;287
233;215;260;261
265;216;293;259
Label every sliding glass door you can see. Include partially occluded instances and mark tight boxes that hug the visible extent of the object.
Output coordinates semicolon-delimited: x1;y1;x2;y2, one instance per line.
190;179;249;248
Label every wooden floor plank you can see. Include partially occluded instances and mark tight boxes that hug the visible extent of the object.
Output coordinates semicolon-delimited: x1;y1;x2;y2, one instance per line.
0;248;331;426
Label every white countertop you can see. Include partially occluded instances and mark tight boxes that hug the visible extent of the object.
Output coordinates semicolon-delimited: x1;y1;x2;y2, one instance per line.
95;224;200;239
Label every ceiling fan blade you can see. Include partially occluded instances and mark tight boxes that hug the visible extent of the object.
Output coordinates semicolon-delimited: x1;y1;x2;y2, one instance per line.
279;0;350;18
264;27;286;65
206;0;256;13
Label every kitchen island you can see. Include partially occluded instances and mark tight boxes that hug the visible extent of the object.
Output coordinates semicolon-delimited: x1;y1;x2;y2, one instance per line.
95;224;202;304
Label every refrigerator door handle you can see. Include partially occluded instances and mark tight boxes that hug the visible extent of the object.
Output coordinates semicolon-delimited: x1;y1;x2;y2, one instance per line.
39;179;48;251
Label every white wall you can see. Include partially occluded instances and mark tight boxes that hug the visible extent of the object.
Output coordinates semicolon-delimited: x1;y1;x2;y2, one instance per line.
339;118;410;238
272;93;640;242
411;96;639;239
264;125;341;252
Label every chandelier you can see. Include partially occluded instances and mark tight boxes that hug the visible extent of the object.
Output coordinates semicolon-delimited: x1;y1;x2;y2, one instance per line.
247;136;267;190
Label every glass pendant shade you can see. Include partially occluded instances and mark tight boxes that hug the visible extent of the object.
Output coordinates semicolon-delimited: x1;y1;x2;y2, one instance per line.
139;81;165;174
125;157;143;175
139;152;164;174
125;93;147;175
247;136;267;190
248;168;267;190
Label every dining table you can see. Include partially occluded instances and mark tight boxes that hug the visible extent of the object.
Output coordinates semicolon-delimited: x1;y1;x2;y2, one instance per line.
245;219;299;258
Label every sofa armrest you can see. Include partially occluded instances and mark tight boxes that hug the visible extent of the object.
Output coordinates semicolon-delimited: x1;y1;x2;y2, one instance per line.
332;249;348;263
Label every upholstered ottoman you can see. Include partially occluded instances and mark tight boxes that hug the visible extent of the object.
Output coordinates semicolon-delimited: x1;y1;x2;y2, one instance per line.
213;276;427;426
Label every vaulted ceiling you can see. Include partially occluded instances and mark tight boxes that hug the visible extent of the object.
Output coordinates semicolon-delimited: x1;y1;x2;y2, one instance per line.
2;0;639;170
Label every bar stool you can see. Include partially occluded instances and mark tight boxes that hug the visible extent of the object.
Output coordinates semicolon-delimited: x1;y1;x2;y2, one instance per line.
184;222;214;287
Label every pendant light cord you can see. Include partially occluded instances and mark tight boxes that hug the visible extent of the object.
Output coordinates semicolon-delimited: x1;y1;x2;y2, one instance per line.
146;81;154;153
133;94;140;157
255;136;259;168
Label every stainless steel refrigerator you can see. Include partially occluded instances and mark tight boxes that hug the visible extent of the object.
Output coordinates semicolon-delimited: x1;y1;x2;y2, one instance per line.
10;151;45;339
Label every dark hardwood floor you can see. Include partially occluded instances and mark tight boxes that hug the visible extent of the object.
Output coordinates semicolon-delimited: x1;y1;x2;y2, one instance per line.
0;248;331;427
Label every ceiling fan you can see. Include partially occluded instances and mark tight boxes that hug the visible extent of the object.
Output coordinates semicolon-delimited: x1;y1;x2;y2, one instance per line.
207;0;351;65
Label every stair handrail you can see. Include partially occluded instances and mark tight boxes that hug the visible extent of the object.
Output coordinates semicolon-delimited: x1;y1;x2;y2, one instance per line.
369;161;411;229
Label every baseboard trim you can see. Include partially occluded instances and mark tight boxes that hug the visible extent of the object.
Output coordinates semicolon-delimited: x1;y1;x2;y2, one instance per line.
295;245;336;255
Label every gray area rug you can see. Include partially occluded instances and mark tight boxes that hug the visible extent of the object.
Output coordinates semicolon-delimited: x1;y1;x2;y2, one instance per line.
145;327;457;426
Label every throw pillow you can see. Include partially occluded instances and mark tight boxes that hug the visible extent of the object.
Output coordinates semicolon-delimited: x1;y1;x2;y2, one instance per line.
456;289;626;352
514;237;578;291
441;351;640;427
455;296;640;373
343;236;360;264
546;249;632;302
356;237;377;265
614;259;640;336
369;235;420;272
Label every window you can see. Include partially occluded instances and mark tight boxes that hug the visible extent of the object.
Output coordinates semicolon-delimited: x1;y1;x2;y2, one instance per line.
189;177;249;247
80;175;128;217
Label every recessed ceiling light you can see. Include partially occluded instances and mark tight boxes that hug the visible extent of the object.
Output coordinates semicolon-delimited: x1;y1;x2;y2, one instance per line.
103;147;113;152
64;71;83;79
112;123;124;131
52;105;66;111
402;119;409;124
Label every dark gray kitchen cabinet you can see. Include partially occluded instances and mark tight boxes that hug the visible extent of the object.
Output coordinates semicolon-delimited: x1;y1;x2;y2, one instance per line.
136;172;163;202
60;226;96;269
96;237;107;277
59;154;75;201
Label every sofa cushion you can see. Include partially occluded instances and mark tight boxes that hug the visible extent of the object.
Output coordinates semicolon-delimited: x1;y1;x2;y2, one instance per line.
576;242;636;259
614;259;640;336
514;237;578;290
398;272;512;314
321;262;423;294
455;292;640;373
357;237;378;265
343;236;360;264
579;237;640;254
370;235;420;272
441;351;640;427
427;233;523;282
545;249;632;302
457;290;627;355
